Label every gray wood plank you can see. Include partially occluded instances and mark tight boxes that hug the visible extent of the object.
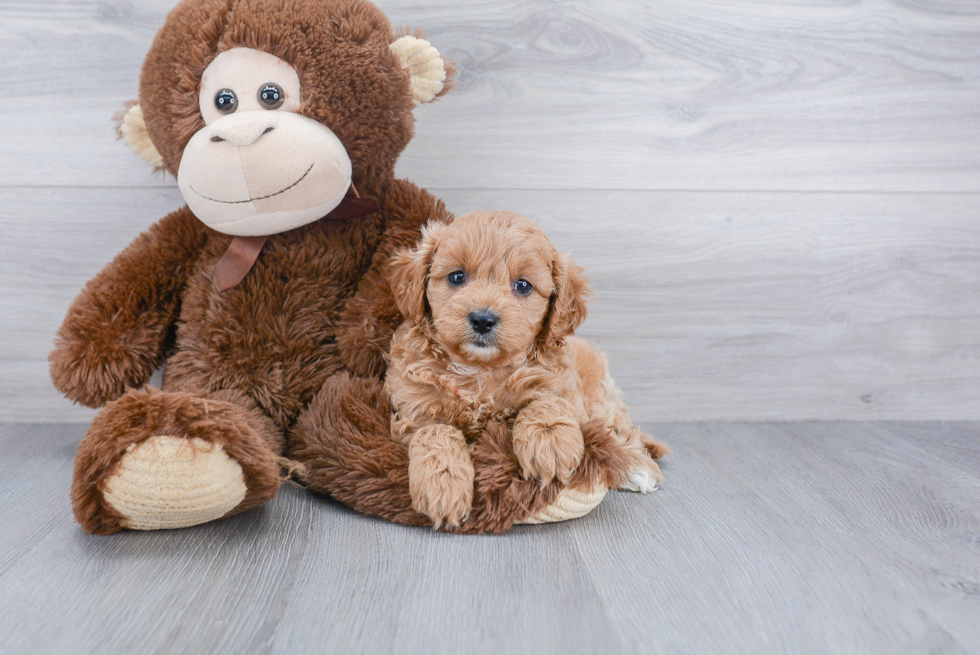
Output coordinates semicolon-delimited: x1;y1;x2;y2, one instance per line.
0;424;622;655
1;422;978;654
574;422;980;654
4;187;978;422
2;0;979;191
0;360;97;423
867;421;980;479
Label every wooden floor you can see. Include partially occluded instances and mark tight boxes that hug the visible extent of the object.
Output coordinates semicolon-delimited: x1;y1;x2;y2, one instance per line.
1;421;978;654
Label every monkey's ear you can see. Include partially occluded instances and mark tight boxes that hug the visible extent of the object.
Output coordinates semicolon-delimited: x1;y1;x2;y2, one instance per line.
387;221;449;323
390;33;455;104
115;103;163;167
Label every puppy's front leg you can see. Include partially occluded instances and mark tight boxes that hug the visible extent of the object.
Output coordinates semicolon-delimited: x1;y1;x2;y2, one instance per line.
512;396;585;485
408;424;475;529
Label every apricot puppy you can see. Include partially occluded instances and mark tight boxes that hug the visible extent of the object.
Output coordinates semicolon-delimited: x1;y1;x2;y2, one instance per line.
385;211;667;528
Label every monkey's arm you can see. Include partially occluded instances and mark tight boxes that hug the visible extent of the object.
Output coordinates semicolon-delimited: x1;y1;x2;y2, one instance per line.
49;206;209;407
336;181;452;378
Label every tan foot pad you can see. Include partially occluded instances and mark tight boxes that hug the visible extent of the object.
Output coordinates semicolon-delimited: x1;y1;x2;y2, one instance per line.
103;436;247;530
517;486;608;525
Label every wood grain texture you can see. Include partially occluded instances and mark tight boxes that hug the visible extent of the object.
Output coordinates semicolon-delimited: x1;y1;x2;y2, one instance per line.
1;421;978;654
3;188;978;421
2;3;978;652
1;0;979;190
1;0;979;421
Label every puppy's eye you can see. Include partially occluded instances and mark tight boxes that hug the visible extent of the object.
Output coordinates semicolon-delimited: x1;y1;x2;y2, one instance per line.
448;271;466;287
513;279;533;296
214;89;238;114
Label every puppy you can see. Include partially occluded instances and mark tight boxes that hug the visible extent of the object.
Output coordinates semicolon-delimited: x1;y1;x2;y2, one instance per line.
385;211;667;528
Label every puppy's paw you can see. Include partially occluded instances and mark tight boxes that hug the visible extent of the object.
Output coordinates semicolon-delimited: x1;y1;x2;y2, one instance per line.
513;396;585;485
619;456;663;494
408;424;475;529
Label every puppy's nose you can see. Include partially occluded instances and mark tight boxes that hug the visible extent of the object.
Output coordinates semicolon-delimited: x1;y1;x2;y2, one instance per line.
468;310;498;335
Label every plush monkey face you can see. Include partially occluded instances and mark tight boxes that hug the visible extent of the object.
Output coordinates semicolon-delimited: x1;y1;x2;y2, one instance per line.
124;0;454;237
177;48;353;236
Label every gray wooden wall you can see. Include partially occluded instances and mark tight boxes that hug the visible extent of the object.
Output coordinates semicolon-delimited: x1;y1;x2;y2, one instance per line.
1;0;978;423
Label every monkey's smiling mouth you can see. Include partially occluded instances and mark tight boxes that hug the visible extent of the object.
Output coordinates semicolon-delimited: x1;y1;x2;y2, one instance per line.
190;163;314;204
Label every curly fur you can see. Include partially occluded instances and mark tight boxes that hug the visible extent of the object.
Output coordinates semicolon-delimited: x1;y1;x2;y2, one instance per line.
383;212;667;528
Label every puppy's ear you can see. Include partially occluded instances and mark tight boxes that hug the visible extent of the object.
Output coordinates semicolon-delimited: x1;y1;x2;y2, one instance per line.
540;252;592;349
387;221;448;323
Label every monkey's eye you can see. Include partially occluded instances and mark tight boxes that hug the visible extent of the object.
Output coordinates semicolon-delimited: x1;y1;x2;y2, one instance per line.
514;279;533;296
258;83;285;110
214;89;238;114
448;271;466;287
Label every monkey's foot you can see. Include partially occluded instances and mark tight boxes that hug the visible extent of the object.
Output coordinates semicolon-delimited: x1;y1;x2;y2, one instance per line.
103;436;248;530
72;388;283;534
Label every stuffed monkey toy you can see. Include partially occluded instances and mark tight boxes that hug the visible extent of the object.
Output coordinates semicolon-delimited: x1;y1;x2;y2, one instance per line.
51;0;648;534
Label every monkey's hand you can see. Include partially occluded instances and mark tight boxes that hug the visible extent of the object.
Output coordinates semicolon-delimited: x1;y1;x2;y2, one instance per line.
50;207;208;407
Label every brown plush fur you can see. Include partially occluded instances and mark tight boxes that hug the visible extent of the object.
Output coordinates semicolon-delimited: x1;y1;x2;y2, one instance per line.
73;387;282;535
50;0;660;535
288;372;646;534
140;0;421;190
383;212;667;528
51;0;455;534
